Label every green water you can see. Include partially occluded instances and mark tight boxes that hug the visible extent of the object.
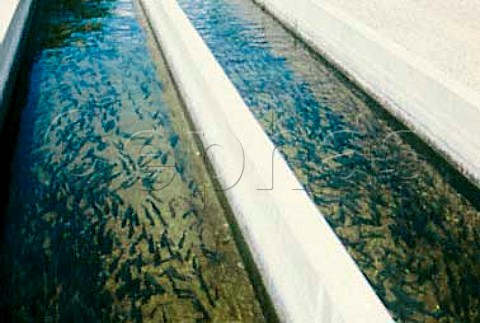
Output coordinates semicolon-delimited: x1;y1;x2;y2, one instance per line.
179;0;480;321
0;0;268;321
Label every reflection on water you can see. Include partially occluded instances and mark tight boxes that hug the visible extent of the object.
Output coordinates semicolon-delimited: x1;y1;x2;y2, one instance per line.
0;0;265;321
179;0;480;321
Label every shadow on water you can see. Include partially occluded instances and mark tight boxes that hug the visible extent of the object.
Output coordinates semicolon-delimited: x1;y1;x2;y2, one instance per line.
0;3;40;320
0;4;117;320
39;0;113;49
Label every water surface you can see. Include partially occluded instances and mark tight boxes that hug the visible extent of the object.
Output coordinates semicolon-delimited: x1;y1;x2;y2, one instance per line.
0;0;266;321
179;0;480;321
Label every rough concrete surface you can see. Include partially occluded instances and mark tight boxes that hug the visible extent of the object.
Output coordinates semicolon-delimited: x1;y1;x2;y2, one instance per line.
323;0;480;94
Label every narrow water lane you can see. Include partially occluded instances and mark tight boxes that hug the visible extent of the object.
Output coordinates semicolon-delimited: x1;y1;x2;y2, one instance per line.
0;0;266;321
179;0;480;321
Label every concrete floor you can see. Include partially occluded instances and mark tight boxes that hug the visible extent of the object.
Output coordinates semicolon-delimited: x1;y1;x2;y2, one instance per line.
322;0;480;95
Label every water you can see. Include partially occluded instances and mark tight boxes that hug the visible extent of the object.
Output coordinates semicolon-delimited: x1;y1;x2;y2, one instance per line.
0;0;268;321
178;0;480;321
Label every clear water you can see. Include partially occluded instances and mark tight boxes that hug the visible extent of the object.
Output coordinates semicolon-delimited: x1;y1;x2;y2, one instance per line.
0;0;267;321
178;0;480;321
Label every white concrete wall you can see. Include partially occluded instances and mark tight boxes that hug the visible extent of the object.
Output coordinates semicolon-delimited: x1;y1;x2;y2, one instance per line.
0;0;21;42
254;0;480;187
139;0;392;322
0;0;34;128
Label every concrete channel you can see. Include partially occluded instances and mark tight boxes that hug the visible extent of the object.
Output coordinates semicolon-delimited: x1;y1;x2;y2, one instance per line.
0;0;270;321
1;0;479;322
174;0;479;321
139;0;391;321
0;0;34;130
253;0;480;189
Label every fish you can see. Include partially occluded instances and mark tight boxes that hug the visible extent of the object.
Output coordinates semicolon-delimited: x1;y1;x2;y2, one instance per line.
120;176;138;190
174;163;184;176
116;260;133;284
193;256;215;307
187;180;197;191
108;251;123;273
147;193;164;204
143;206;155;226
160;231;175;258
128;225;134;239
134;106;143;120
182;209;197;220
110;191;125;206
129;242;137;256
124;206;135;223
110;200;120;219
147;235;156;254
200;243;223;265
168;199;178;219
103;119;115;133
133;210;140;227
169;134;179;148
160;266;187;282
153;252;162;266
135;253;143;274
107;171;122;183
150;201;167;227
178;231;187;249
161;153;168;165
137;227;147;242
172;286;195;300
144;272;166;295
191;297;210;320
184;247;192;262
130;298;142;322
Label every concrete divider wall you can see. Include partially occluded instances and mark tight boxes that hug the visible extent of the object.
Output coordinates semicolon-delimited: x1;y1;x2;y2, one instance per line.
0;0;34;129
139;0;392;321
254;0;480;187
